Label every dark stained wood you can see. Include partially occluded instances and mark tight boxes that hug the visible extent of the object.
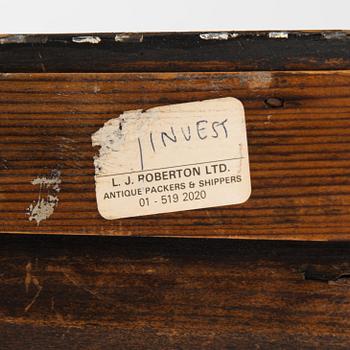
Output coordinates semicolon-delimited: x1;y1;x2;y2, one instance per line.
2;234;350;349
0;31;349;73
0;70;349;239
1;31;350;349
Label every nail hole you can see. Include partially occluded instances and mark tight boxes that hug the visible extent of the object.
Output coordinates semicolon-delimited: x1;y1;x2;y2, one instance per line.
265;97;284;108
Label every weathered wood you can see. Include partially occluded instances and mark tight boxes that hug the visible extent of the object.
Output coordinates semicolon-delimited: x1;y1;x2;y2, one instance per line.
0;71;349;239
0;31;349;73
1;234;350;349
1;31;350;349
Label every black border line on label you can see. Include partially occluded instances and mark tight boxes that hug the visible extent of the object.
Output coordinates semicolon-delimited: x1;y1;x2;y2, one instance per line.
96;156;245;178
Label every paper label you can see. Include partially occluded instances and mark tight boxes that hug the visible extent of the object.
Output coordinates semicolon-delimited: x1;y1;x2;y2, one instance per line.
92;97;251;219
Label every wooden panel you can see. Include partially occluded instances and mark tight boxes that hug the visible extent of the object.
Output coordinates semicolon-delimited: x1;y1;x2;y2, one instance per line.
2;234;350;349
0;71;350;239
0;31;349;73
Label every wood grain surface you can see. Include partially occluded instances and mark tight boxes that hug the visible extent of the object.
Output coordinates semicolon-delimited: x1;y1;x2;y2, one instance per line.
2;234;350;349
1;31;350;349
0;70;350;239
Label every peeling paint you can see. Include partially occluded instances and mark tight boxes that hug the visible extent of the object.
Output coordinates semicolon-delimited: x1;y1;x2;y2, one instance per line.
91;111;142;176
26;170;61;225
322;32;348;40
72;36;101;44
199;32;239;40
268;32;289;39
114;33;144;42
0;34;48;44
0;34;27;44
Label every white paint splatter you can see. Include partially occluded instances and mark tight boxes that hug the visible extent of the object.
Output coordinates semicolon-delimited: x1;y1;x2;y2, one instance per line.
199;32;239;40
268;32;289;39
27;170;61;225
114;33;144;42
72;36;101;44
322;32;348;40
0;34;27;44
0;34;48;44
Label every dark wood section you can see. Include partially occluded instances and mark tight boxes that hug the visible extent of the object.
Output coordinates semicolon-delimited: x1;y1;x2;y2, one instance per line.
1;31;349;349
0;71;349;239
0;31;349;73
1;234;350;349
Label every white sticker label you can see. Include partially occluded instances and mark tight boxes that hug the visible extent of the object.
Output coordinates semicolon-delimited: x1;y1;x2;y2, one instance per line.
92;97;251;220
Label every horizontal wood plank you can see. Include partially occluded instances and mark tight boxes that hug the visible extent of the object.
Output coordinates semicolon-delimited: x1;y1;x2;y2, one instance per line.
1;235;350;349
0;71;349;239
0;31;349;73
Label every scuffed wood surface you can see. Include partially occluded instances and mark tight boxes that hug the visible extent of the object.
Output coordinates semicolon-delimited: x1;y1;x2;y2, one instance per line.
1;235;350;349
0;71;350;239
0;31;349;72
